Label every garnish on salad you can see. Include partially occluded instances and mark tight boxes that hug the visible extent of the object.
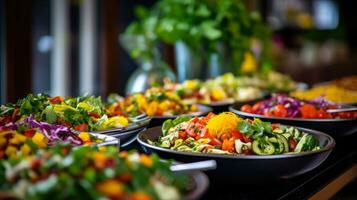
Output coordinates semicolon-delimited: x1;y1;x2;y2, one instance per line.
108;87;198;116
149;112;321;155
240;94;357;119
0;145;188;200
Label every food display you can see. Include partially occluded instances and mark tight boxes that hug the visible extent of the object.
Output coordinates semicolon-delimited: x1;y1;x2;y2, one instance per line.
0;94;132;132
108;87;198;116
240;94;357;119
291;85;357;104
0;116;108;159
0;145;188;200
149;112;321;155
164;71;296;105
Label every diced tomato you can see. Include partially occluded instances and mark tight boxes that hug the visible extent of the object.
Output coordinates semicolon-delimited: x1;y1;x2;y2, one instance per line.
299;104;318;118
50;96;64;104
209;138;222;146
240;104;252;113
232;130;243;141
272;104;288;117
289;138;298;151
24;129;36;138
263;110;273;117
178;131;187;140
316;109;332;119
89;112;101;118
186;123;197;137
74;124;88;132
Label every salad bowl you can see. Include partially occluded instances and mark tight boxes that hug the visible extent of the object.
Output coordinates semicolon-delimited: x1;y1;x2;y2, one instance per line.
230;102;357;137
137;126;335;181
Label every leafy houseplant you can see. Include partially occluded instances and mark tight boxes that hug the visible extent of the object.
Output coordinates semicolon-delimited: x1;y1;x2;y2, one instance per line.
122;0;272;83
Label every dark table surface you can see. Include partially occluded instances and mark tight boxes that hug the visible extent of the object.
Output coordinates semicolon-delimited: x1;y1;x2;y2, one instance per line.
200;133;357;200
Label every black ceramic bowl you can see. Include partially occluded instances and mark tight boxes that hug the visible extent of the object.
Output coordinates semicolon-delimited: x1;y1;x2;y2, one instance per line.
229;103;357;137
89;117;150;149
137;126;335;182
149;105;212;127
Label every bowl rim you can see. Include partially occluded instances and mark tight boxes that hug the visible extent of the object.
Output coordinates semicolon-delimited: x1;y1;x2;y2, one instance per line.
151;104;213;119
137;125;335;160
229;105;357;122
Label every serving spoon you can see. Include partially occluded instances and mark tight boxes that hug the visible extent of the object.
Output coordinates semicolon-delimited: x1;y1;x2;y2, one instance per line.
326;107;357;113
170;160;217;173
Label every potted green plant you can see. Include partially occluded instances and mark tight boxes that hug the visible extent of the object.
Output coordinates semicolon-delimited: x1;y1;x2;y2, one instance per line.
122;0;272;84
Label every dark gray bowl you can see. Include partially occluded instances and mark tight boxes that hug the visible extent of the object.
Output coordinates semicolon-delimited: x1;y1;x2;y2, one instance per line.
229;104;357;137
149;105;212;127
137;126;335;182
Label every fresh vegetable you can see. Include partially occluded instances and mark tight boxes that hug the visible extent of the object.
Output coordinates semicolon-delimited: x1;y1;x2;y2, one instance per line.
0;145;188;200
240;94;357;119
108;87;198;117
0;116;104;159
0;94;133;131
149;112;321;155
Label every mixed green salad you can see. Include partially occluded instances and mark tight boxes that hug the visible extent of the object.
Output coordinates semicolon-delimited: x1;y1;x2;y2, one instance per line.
149;112;321;155
0;94;131;132
0;145;188;200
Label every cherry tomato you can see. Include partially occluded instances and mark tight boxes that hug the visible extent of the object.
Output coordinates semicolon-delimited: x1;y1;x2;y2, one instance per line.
252;102;263;112
272;104;287;117
74;124;88;132
241;105;252;113
289;138;297;151
299;104;318;118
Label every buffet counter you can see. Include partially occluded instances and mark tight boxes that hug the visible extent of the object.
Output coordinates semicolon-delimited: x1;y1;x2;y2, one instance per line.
202;133;357;200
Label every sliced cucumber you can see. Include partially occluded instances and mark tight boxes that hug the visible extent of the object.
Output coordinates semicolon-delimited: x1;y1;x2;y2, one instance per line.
294;134;308;153
277;134;289;153
252;140;275;155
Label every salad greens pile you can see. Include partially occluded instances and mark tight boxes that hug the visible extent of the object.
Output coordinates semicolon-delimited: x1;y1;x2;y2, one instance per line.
0;94;131;132
0;145;188;200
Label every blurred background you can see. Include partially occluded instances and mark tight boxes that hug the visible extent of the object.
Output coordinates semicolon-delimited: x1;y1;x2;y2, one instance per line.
0;0;356;104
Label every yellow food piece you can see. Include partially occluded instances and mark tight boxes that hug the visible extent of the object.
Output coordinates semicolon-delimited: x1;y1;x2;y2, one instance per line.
54;104;76;112
78;132;91;142
146;102;159;116
184;80;199;90
32;132;48;148
103;116;129;128
139;154;153;168
205;112;242;138
211;88;227;101
241;52;257;73
20;144;31;155
9;134;27;145
291;85;357;104
190;104;198;112
5;146;17;157
77;102;92;111
96;179;124;197
0;136;7;147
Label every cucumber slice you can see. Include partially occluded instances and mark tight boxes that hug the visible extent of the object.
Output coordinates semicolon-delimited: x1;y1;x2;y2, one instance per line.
294;134;308;153
252;140;275;155
277;134;289;153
